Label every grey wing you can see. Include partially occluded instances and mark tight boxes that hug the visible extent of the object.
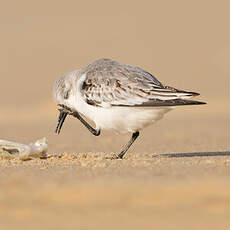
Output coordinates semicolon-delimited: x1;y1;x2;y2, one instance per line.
81;59;203;107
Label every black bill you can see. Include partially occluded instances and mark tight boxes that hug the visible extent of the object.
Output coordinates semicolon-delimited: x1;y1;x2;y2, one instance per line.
55;110;68;134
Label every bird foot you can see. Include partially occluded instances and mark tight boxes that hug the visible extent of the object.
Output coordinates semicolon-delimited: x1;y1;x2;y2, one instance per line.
105;153;123;160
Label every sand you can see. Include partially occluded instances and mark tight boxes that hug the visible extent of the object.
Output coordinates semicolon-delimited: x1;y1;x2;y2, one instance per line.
1;0;230;229
0;111;229;230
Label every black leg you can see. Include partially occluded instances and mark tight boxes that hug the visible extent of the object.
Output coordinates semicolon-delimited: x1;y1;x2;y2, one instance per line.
71;111;100;136
57;104;100;136
115;131;139;159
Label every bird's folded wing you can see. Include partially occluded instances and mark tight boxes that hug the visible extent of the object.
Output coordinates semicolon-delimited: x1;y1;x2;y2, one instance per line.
81;60;202;107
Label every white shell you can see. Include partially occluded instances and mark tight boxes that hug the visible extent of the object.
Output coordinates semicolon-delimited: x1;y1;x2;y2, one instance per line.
0;137;48;160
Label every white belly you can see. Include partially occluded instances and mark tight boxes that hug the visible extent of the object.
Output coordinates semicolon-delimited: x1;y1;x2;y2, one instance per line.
75;95;171;133
90;106;171;133
71;73;172;133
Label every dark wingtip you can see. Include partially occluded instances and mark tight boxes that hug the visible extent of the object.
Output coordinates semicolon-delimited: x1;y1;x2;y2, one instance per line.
190;92;200;97
177;100;206;105
179;91;200;97
196;101;206;105
124;99;207;107
180;100;206;105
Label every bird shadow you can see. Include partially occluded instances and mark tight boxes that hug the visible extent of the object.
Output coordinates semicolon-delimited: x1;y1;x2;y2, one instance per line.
153;151;230;158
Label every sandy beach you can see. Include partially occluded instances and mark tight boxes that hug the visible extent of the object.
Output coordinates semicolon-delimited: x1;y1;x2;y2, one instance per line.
1;0;230;229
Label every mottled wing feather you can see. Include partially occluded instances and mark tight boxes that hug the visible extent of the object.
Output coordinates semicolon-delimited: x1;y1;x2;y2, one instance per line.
81;59;202;107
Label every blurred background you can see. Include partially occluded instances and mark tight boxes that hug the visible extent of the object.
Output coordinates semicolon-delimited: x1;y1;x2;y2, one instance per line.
0;1;230;229
1;0;229;151
1;0;229;155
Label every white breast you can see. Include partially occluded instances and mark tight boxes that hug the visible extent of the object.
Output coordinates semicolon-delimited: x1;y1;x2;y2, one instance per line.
71;74;172;133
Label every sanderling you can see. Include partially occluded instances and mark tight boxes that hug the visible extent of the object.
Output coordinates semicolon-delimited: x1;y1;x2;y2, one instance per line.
53;58;205;159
